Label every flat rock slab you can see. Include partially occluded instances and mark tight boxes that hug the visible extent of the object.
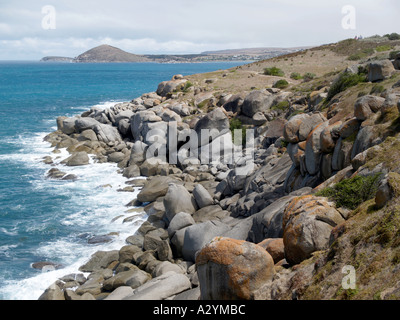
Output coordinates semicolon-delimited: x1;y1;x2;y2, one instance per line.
123;271;191;300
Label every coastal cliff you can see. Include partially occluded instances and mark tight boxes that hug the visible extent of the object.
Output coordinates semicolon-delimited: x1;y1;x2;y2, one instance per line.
38;36;400;300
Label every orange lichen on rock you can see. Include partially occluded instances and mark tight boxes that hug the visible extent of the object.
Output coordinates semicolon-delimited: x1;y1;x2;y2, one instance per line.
196;237;275;300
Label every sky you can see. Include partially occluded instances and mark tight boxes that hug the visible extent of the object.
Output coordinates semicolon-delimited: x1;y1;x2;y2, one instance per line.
0;0;399;60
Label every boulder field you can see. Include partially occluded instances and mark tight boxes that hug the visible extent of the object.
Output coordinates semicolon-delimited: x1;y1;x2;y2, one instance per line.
39;56;400;300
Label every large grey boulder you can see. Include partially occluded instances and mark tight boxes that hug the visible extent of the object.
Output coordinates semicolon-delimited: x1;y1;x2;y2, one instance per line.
164;183;197;222
118;119;131;136
182;220;231;262
193;184;214;208
167;102;191;117
141;121;168;146
283;113;310;143
222;94;245;114
354;95;385;120
131;110;162;141
196;237;275;300
223;161;256;196
167;212;196;238
137;176;180;203
129;141;147;164
152;261;185;277
78;129;98;142
159;108;182;123
157;79;188;97
332;138;353;171
114;110;134;126
61;117;78;135
192;205;230;223
75;117;100;133
194;108;230;147
123;164;141;178
305;121;329;175
124;271;191;300
64;151;90;167
381;93;400;115
38;283;65;300
103;268;151;291
79;250;119;272
249;194;298;243
107;152;126;163
298;113;327;141
139;158;169;177
93;123;122;144
283;196;345;265
368;60;396;82
351;126;375;160
242;90;274;118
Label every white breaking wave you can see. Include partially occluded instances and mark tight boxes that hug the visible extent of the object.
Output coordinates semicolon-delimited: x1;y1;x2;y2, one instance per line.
70;100;125;112
0;106;147;300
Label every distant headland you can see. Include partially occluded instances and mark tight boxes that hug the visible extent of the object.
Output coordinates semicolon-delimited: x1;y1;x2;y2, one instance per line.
40;44;310;63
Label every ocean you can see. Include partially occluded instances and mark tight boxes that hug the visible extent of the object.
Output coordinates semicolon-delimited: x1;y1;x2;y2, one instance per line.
0;61;247;300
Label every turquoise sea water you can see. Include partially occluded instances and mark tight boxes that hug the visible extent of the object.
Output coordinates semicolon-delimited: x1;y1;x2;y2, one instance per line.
0;61;247;300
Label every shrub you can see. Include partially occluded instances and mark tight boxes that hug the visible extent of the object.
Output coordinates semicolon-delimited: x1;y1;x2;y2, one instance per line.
370;84;386;95
303;72;316;82
385;33;400;41
273;79;289;89
290;72;302;80
348;48;374;61
316;174;382;210
326;68;367;101
271;100;290;111
389;50;400;60
182;81;193;93
264;67;285;77
376;45;393;52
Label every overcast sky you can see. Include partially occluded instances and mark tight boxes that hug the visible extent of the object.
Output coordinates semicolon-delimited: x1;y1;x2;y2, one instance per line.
0;0;398;60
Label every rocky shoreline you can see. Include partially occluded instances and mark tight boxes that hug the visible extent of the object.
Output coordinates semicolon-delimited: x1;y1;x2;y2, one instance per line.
38;51;400;300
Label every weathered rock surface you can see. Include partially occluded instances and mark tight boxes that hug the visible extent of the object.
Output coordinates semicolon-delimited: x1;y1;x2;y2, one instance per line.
196;237;275;300
283;196;345;265
137;176;181;203
182;220;231;262
123;271;191;300
368;60;396;82
164;183;197;222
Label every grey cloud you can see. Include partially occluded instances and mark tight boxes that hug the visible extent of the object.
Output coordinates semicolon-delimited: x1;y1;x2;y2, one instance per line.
0;0;398;59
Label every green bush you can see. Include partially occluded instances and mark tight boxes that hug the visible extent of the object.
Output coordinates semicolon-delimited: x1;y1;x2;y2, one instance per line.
182;81;193;93
384;33;400;41
316;174;382;210
273;79;289;89
303;72;316;82
390;50;400;60
376;45;393;52
271;100;290;111
348;48;374;61
370;84;386;95
290;72;302;80
264;67;285;77
327;68;367;101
